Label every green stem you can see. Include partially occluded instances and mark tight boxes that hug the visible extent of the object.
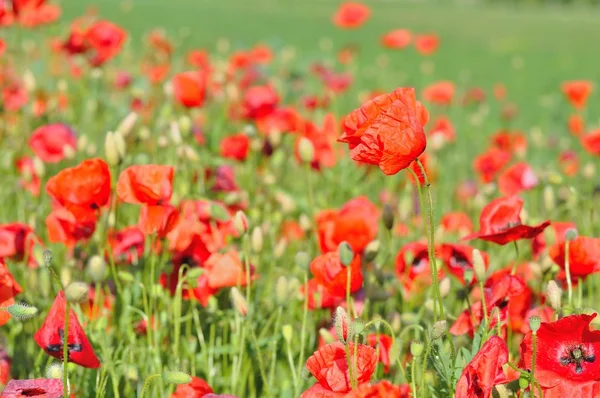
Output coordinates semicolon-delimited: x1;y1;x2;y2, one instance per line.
63;300;70;398
511;241;520;275
296;272;309;381
249;326;270;396
419;337;431;394
148;235;158;350
243;235;252;308
346;266;353;317
480;281;489;330
286;340;299;396
344;343;356;390
411;358;418;398
530;332;537;389
353;336;359;389
140;374;161;398
173;265;188;361
565;240;573;307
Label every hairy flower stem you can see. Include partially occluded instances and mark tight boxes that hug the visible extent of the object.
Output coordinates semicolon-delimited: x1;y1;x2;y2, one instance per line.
411;358;418;398
286;339;299;396
419;338;431;394
344;342;356;390
63;300;70;398
530;331;538;390
140;374;160;398
565;240;573;307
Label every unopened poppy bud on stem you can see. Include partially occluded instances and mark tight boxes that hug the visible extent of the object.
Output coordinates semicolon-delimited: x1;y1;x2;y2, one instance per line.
6;302;38;320
364;240;380;262
251;227;263;253
565;228;578;241
87;255;107;283
298;137;315;163
547;280;562;310
42;249;53;266
45;363;64;380
334;307;349;343
230;287;247;316
337;241;354;267
382;204;395;230
116;112;138;137
233;211;249;235
430;320;447;340
282;324;293;344
162;370;191;385
463;269;474;285
65;282;90;303
295;252;311;271
439;277;450;297
351;319;365;336
472;249;486;281
32;156;45;178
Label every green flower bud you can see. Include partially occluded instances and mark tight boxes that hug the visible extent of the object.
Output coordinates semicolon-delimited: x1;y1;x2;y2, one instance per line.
463;269;474;285
351;319;365;336
337;242;354;267
410;340;424;357
282;324;293;344
42;249;53;266
430;320;448;340
6;302;38;320
546;280;562;310
45;363;64;380
472;249;486;282
364;240;380;263
65;281;90;303
565;228;578;242
298;137;315;163
382;204;395;230
251;227;263;253
87;255;108;283
334;306;349;343
233;210;249;235
519;375;530;390
162;370;192;385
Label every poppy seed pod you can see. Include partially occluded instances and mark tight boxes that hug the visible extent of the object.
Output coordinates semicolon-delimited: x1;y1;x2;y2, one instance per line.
7;302;38;320
162;370;192;385
233;211;249;235
337;241;354;267
282;324;293;344
298;137;315;163
45;363;64;380
382;203;395;230
87;255;108;283
364;240;380;262
65;282;90;303
410;340;424;357
565;228;578;241
546;280;562;310
529;316;542;333
351;319;365;335
251;227;263;253
294;252;311;271
472;249;486;282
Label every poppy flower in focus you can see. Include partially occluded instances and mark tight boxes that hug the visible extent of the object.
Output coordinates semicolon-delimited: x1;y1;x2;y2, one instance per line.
463;196;550;245
304;342;377;395
138;204;179;238
440;212;473;236
414;34;439;55
497;162;538;196
345;380;411;397
568;113;585;136
473;147;511;184
549;236;600;279
332;2;370;29
86;20;127;66
107;226;145;264
171;376;214;397
1;378;63;398
316;196;379;254
28;123;76;163
0;223;43;268
455;336;514;398
339;87;429;175
395;242;430;293
437;243;488;285
242;85;279;120
34;291;101;368
46;158;111;213
117;165;174;205
172;71;206;108
381;29;411;50
520;314;600;398
220;133;250;162
422;81;455;106
15;156;40;196
310;252;363;297
581;129;600;156
0;258;23;326
561;80;593;109
486;269;532;331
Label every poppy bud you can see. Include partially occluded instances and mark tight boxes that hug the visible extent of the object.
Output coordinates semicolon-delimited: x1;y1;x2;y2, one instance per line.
337;242;354;267
472;249;486;282
382;203;395;230
275;276;289;305
334;307;349;343
162;370;192;385
170;122;183;145
65;282;90;303
529;316;541;333
125;366;139;382
87;255;107;283
391;312;402;332
430;320;447;340
364;240;380;262
178;116;191;136
543;186;555;213
463;269;474;285
77;135;88;152
116;112;138;137
298;137;315;164
251;227;263;253
282;324;293;344
546;280;562;310
45;363;64;380
319;328;336;344
295;252;311;271
117;271;135;284
565;228;578;241
410;340;424;357
230;287;247;316
209;203;229;222
183;145;200;162
274;238;287;259
274;191;296;213
233;210;249;235
299;214;311;232
6;302;38;320
439;277;451;298
519;375;530;390
42;249;53;266
105;132;120;166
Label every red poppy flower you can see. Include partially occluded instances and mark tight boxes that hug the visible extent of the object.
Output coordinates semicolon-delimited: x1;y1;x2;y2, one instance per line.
568;113;585;137
209;165;239;193
422;81;455;106
366;334;393;373
381;29;411;50
302;279;343;310
473;148;511;183
558;151;580;177
138;204;179;237
561;80;593;109
332;2;370;29
310;252;363;297
0;348;10;385
46;158;111;213
531;221;576;260
11;0;60;27
316;196;379;254
1;378;63;398
255;106;301;135
462;196;550;245
107;226;145;264
345;380;411;397
456;336;514;398
462;87;486;106
428;115;456;145
242;85;279;120
203;250;253;289
0;258;23;326
487;269;532;331
46;206;96;248
295;113;338;170
549;236;600;279
187;49;211;71
520;306;554;334
395;242;431;293
172;71;207;108
520;314;600;398
0;223;42;267
28;123;76;163
117;165;174;205
440;212;473;236
414;34;439;55
581;129;600;156
339;87;429;175
490;130;527;157
220;133;250;162
86;20;127;66
171;376;214;398
34;291;101;368
3;82;28;112
497;162;538;196
437;243;488;285
304;342;377;394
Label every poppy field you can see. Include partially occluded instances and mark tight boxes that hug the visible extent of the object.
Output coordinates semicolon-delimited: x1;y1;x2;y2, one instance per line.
2;0;600;397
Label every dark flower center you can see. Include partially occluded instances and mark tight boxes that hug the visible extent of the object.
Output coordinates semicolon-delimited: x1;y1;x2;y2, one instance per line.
19;389;47;396
45;328;83;360
449;251;469;269
560;345;595;374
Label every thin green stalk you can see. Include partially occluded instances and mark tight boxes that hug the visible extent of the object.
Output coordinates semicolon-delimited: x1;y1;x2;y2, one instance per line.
147;235;159;350
243;235;252;307
410;358;418;398
286;340;299;396
140;374;161;398
419;338;432;394
346;266;352;318
565;240;573;307
480;281;489;327
296;272;309;380
268;308;283;390
249;326;270;396
511;241;520;275
344;343;356;390
63;300;70;398
353;336;359;389
530;332;537;389
173;265;188;361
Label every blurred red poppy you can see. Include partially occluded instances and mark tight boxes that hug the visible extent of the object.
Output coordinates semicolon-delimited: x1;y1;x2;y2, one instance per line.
381;29;411;50
171;376;214;397
295;113;338;170
0;348;10;385
531;221;576;260
2;82;28;112
395;242;430;293
549;236;600;279
316;196;379;254
46;158;111;213
86;20;127;66
562;80;593;109
304;342;377;395
107;226;145;264
422;81;454;105
0;258;23;326
568;113;585;136
581;129;600;156
302;279;343;310
34;291;101;368
138;204;179;237
490;130;527;157
520;314;600;398
428;115;456;144
437;243;488;285
486;269;532;331
12;0;60;28
497;162;538;196
242;85;279;120
332;2;370;29
46;206;96;248
414;34;439;55
456;336;515;398
339;87;429;175
28;123;76;163
117;165;174;205
172;71;207;108
473;147;511;184
440;212;473;236
463;196;550;245
558;150;580;177
0;223;43;268
345;380;411;397
1;378;63;398
367;334;393;373
220;133;250;162
203;250;254;289
310;252;363;297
